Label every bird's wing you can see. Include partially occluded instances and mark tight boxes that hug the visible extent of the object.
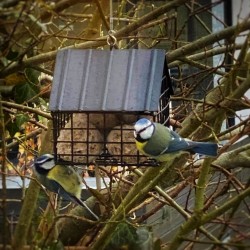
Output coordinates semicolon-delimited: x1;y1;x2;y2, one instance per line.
161;129;191;154
46;167;99;220
142;124;171;156
47;165;82;198
44;178;71;199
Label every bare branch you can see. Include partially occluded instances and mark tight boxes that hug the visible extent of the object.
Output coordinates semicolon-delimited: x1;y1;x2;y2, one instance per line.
1;101;52;119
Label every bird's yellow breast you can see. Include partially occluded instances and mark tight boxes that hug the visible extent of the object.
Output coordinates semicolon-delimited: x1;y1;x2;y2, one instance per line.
135;140;150;156
47;165;82;198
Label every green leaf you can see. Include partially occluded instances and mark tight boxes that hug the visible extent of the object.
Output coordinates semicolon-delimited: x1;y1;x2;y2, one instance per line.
13;82;39;103
25;68;40;85
6;122;19;137
6;113;29;137
105;222;138;250
12;68;40;103
15;113;29;128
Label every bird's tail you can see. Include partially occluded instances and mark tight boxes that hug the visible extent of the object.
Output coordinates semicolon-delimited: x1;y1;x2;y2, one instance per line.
189;141;218;157
73;196;99;220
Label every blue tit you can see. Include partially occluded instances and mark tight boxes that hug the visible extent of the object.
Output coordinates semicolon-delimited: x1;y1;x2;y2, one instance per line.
134;118;218;162
34;154;99;220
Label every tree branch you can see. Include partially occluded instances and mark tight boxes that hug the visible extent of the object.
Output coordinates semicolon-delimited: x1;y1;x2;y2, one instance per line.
168;43;243;68
178;38;250;139
90;152;187;249
167;185;250;250
1;101;52;119
0;0;189;77
167;16;250;62
213;143;250;169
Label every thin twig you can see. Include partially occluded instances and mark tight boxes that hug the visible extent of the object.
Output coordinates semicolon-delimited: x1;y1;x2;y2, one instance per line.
1;101;51;119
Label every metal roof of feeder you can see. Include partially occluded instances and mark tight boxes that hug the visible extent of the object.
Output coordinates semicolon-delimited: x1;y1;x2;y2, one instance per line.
49;49;170;112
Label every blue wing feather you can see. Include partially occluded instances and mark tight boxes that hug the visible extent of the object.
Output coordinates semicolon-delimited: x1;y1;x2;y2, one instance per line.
161;129;218;156
162;130;191;153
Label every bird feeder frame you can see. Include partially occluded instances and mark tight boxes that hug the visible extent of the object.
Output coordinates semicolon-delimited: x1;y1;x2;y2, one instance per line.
49;49;172;167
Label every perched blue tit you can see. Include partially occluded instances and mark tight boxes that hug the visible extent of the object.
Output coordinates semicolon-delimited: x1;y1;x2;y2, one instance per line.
134;118;218;161
34;154;99;220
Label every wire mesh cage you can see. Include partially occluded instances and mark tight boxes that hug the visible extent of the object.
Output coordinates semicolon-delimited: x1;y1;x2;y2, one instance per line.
50;49;172;167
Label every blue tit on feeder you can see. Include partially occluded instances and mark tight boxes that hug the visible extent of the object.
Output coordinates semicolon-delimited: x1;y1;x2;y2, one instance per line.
134;118;218;162
33;154;99;220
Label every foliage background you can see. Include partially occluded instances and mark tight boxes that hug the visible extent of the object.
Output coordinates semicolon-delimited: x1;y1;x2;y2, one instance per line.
0;0;250;249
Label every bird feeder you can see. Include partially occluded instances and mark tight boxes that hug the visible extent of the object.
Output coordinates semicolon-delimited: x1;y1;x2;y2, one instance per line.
49;49;172;167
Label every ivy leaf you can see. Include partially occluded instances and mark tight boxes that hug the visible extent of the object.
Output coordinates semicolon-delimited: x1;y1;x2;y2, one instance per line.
13;82;39;103
15;113;30;129
13;68;40;103
6;122;19;138
6;113;29;137
105;222;138;250
25;68;40;85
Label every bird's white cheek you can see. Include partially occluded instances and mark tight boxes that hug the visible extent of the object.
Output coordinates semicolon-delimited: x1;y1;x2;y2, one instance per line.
140;130;151;140
42;161;55;170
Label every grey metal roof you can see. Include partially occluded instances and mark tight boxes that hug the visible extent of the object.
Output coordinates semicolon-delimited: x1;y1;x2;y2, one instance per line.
49;49;167;112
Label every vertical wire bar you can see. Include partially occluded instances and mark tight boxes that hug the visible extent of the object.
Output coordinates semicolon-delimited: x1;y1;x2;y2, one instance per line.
120;122;123;164
86;112;89;165
70;113;74;163
109;0;113;31
51;113;56;161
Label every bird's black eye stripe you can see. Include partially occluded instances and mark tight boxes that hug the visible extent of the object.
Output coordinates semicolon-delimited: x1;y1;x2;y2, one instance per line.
138;123;153;133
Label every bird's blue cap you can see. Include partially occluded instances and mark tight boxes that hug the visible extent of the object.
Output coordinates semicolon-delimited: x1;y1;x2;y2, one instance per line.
35;154;54;164
135;118;152;126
